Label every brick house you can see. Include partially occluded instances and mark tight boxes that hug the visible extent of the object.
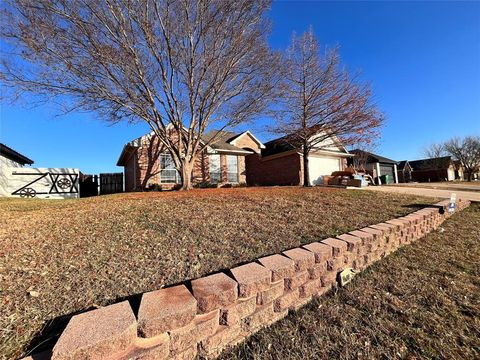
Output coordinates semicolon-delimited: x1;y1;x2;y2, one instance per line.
117;129;265;191
245;134;353;186
409;156;463;182
348;149;399;184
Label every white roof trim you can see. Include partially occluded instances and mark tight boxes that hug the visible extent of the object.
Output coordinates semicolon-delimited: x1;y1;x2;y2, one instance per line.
309;149;354;158
230;131;265;149
208;148;254;155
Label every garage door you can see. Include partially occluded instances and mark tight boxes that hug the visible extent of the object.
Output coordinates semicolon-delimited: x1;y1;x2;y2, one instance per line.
308;156;341;185
379;164;394;183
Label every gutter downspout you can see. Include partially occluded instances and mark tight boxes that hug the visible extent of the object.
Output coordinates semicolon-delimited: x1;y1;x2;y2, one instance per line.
393;164;399;184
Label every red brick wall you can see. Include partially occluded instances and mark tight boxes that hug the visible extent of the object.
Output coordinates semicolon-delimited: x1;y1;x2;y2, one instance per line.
122;135;248;190
124;153;137;192
246;152;302;186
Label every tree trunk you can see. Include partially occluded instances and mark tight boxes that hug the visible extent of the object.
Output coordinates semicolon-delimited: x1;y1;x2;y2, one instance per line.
302;147;311;187
180;162;194;190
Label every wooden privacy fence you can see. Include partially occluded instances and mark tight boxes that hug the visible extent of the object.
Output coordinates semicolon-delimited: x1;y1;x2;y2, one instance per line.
79;172;124;197
99;172;123;195
79;173;98;197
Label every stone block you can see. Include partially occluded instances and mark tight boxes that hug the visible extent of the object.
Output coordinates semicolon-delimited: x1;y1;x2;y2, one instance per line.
191;272;238;313
168;323;195;355
300;279;321;298
273;288;300;312
138;285;197;337
52;301;137;360
258;254;296;282
242;303;276;332
257;280;284;305
336;234;362;252
307;262;328;279
282;248;316;271
320;271;337;287
194;309;220;343
320;238;348;257
199;325;241;356
302;242;332;263
220;296;256;326
230;262;271;298
348;229;374;245
284;270;309;291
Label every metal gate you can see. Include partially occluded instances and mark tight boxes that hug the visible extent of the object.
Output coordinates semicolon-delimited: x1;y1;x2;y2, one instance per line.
99;173;123;195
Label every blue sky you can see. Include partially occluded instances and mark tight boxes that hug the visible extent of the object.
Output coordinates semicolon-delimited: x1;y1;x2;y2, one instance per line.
1;1;479;174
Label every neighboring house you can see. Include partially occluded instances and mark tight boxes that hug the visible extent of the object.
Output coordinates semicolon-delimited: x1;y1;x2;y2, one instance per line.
117;129;265;191
409;156;458;182
453;160;465;180
0;143;34;169
245;134;353;186
348;149;398;184
397;160;413;183
1;143;80;199
1;143;34;197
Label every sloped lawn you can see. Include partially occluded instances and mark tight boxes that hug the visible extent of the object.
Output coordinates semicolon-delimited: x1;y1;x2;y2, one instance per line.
219;202;480;360
0;187;434;359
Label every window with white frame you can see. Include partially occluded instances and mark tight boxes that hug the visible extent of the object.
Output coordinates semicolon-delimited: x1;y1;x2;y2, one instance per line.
159;153;179;183
227;155;238;183
209;154;221;183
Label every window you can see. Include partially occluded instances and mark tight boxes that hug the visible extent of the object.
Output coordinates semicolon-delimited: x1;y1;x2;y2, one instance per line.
227;155;238;183
209;155;221;183
159;153;179;183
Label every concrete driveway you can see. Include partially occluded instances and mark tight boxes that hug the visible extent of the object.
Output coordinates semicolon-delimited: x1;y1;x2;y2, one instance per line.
364;184;480;202
387;182;480;192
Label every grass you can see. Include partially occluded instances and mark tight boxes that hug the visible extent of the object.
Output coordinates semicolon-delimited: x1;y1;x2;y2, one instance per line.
0;187;435;359
219;202;480;360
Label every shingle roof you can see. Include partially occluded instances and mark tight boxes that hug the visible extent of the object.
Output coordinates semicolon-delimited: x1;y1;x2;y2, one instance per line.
0;143;34;165
409;156;452;171
261;136;296;157
350;149;397;164
397;160;408;170
201;130;247;152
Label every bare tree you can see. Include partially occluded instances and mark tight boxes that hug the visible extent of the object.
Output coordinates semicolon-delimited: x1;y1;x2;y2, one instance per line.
423;142;446;159
271;29;384;186
421;142;448;171
1;0;278;190
444;136;480;181
350;141;378;172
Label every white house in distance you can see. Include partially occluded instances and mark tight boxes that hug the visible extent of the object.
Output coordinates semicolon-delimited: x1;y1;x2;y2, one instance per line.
0;143;80;199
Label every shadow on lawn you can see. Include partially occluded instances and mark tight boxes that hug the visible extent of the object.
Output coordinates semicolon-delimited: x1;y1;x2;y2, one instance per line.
402;203;441;210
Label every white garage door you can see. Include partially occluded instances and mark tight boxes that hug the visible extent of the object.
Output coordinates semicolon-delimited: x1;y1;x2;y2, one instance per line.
308;156;341;185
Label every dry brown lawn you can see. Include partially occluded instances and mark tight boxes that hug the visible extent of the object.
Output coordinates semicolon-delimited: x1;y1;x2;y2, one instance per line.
219;202;480;360
0;187;434;359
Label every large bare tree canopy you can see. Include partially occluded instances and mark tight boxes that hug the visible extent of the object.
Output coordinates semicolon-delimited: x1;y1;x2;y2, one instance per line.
444;136;480;181
1;0;278;189
272;29;384;186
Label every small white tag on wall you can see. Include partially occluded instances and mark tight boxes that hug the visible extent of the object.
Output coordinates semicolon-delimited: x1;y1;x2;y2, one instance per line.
338;268;356;287
448;193;456;213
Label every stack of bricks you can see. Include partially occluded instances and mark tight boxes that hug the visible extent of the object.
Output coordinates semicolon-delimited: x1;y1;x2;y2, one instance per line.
30;200;470;360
